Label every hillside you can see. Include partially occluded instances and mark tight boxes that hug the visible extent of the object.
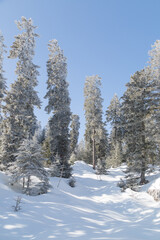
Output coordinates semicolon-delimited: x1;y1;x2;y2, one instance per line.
0;161;160;240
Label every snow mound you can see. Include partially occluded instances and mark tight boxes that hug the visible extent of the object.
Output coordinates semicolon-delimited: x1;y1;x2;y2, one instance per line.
148;178;160;201
0;171;10;191
73;161;95;175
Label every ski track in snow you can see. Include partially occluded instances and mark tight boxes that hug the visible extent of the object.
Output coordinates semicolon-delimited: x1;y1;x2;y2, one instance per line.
0;161;160;240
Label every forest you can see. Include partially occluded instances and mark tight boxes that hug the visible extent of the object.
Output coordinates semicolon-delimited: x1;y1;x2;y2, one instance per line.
0;16;160;196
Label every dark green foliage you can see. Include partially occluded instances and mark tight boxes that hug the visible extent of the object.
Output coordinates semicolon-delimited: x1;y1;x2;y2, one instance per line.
45;40;72;178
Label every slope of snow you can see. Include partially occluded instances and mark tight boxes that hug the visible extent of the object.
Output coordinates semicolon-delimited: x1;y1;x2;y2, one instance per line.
0;161;160;240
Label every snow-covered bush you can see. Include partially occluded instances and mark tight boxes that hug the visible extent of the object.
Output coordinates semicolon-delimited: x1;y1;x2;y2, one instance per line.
12;196;22;212
68;176;76;187
26;181;50;196
117;175;140;192
117;178;126;189
148;178;160;201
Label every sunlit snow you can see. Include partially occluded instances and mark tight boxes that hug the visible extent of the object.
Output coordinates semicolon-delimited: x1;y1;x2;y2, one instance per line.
0;161;160;240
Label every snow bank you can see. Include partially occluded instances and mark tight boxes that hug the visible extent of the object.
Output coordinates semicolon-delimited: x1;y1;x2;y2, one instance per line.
0;171;10;191
73;160;95;174
148;178;160;201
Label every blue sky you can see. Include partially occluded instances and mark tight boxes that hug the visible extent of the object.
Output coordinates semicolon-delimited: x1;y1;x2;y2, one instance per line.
0;0;160;140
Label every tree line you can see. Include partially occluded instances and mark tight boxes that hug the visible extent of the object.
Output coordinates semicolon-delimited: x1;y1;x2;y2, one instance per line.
75;40;160;185
0;17;160;195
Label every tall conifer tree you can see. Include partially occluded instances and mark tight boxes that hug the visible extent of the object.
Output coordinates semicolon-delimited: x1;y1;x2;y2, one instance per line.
106;94;123;167
45;39;71;178
0;31;6;165
0;31;6;115
84;75;108;169
121;69;158;183
70;114;80;154
0;17;40;165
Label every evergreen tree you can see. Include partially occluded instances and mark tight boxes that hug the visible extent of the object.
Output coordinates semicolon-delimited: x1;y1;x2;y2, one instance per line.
76;139;87;161
42;123;51;164
121;69;157;184
34;122;45;145
70;114;80;154
11;137;49;195
121;40;160;182
148;40;160;163
69;152;77;165
49;154;62;177
0;17;40;165
96;158;107;175
106;138;122;168
84;75;108;169
0;31;6;114
106;94;123;167
148;40;160;81
0;31;6;166
45;39;71;178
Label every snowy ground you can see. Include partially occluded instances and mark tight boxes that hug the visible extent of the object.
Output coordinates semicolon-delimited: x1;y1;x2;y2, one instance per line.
0;161;160;240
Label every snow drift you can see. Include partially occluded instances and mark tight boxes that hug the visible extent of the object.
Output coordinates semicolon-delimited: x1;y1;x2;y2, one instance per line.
148;177;160;201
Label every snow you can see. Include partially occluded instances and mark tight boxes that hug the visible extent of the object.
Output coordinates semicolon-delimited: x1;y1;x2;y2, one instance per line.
147;174;160;201
149;177;160;190
0;161;160;240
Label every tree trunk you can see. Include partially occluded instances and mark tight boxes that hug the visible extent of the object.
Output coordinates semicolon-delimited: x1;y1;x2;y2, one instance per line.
140;120;146;184
23;177;25;189
140;167;146;184
27;175;31;189
92;129;96;169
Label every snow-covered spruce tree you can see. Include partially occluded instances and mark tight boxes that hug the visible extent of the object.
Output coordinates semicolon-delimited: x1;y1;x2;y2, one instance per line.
0;31;6;115
0;31;7;167
45;39;72;178
148;40;160;165
11;137;50;195
96;158;107;175
122;40;160;178
149;40;160;81
69;114;80;165
76;139;87;161
42;123;52;165
106;94;123;167
121;69;157;184
84;75;108;169
0;17;40;166
49;154;61;177
70;114;80;154
69;152;77;165
107;139;123;168
34;122;45;145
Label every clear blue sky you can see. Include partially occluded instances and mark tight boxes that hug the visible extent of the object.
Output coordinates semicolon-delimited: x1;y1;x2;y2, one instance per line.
0;0;160;140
